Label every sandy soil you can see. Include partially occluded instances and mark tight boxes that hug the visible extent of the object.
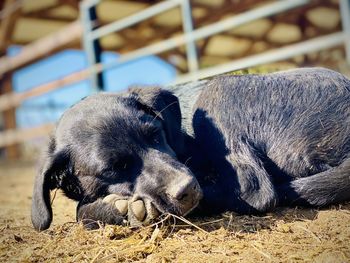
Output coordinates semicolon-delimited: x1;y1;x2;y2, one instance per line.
0;160;350;263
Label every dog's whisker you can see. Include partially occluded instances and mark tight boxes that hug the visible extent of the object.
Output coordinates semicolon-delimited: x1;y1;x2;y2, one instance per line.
184;156;192;166
150;101;179;125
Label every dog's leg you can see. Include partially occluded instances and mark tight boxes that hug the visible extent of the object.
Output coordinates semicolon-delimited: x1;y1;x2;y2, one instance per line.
195;150;278;214
76;194;155;229
76;196;127;229
278;157;350;207
227;151;278;213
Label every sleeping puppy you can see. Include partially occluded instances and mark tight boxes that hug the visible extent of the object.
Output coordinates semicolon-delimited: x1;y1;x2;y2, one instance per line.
31;68;350;231
31;88;202;230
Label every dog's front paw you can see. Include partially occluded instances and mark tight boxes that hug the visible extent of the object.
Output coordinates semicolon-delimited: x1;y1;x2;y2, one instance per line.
102;194;159;227
129;200;146;221
102;194;157;227
102;194;129;216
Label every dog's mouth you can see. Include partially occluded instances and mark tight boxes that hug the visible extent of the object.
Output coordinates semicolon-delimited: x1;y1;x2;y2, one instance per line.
182;199;201;217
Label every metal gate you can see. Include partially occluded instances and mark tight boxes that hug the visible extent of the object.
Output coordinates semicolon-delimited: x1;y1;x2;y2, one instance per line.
80;0;350;91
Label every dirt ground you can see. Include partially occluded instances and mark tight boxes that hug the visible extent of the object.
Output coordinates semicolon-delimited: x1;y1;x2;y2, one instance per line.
0;160;350;263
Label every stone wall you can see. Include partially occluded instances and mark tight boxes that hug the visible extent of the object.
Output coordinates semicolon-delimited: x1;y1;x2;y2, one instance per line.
147;0;347;76
193;0;348;75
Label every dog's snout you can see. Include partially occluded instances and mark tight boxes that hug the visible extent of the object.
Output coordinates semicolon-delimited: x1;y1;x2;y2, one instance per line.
167;178;202;207
171;180;198;201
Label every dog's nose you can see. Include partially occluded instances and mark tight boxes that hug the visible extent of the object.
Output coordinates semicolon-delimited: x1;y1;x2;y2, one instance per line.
167;178;202;205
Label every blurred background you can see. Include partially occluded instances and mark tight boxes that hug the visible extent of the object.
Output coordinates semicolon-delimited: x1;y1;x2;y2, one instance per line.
0;0;350;160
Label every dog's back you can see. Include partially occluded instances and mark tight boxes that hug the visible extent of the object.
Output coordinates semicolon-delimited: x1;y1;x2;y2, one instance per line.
197;68;350;178
191;68;350;212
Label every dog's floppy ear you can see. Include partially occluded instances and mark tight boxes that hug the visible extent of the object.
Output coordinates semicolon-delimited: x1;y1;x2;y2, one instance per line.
31;141;71;231
129;87;184;155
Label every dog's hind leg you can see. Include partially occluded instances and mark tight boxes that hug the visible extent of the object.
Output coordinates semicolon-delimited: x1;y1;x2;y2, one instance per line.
278;157;350;207
226;151;279;214
196;144;279;214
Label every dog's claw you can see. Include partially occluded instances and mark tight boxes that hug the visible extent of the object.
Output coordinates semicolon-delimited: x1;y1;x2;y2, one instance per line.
115;199;128;216
130;200;146;222
101;194;156;227
102;194;128;216
102;194;121;204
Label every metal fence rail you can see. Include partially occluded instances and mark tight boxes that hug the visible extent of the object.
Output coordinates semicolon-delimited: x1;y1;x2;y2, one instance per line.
80;0;201;91
175;32;347;83
80;0;350;89
340;0;350;63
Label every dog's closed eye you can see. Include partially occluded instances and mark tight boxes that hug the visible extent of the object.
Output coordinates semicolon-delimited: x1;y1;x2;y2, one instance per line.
149;128;168;147
142;123;164;144
112;156;134;172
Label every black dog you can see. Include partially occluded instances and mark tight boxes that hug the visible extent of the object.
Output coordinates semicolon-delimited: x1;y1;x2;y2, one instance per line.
31;68;350;231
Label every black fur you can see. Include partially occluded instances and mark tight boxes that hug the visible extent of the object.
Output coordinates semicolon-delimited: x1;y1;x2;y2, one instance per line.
190;68;350;214
31;67;350;231
31;89;202;231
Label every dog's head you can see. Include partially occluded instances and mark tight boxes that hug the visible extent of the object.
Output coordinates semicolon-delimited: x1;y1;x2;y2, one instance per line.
31;88;202;231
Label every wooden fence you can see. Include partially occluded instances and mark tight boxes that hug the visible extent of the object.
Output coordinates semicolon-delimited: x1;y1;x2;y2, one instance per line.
0;19;83;158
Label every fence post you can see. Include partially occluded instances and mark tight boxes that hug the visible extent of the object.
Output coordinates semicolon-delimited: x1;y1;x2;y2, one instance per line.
0;0;21;159
181;0;199;73
80;0;104;92
340;0;350;64
0;73;20;159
